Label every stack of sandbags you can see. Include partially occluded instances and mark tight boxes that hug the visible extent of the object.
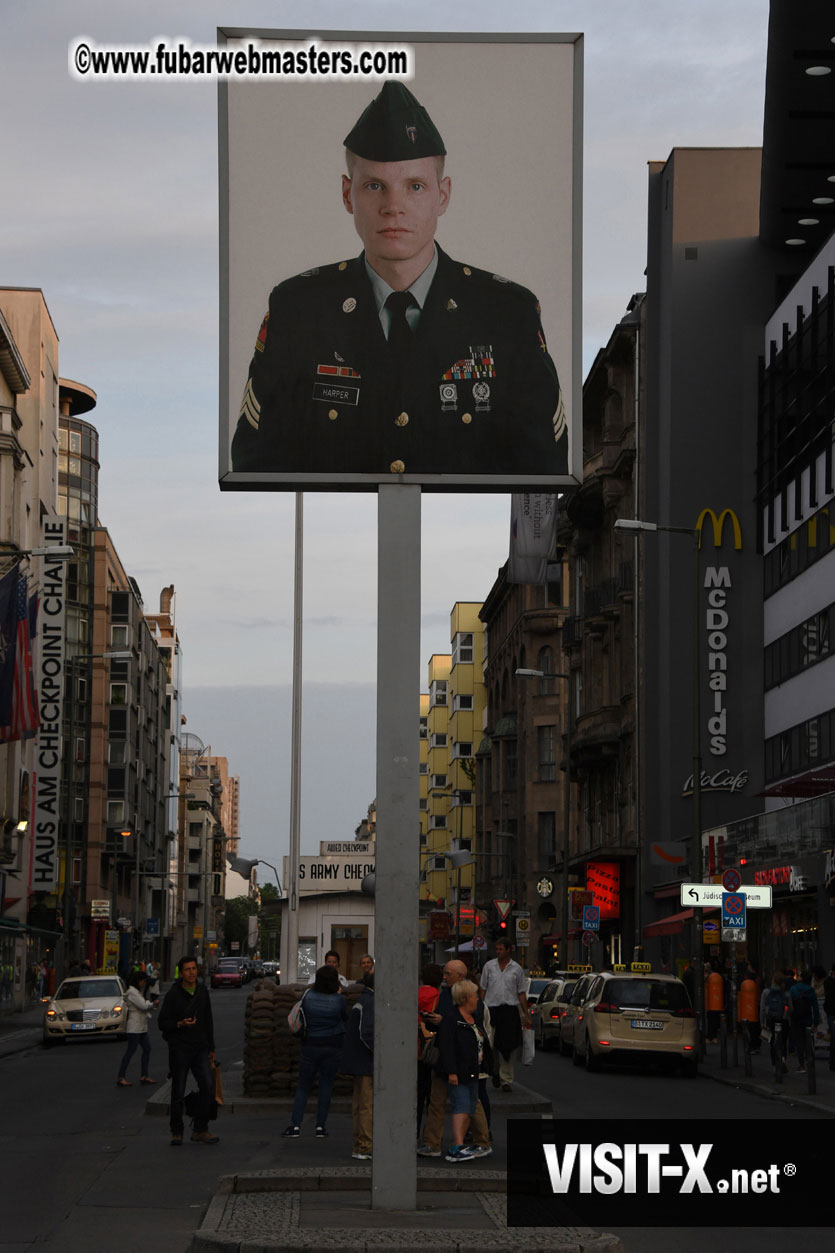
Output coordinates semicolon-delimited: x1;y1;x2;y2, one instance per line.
242;979;369;1097
242;978;301;1096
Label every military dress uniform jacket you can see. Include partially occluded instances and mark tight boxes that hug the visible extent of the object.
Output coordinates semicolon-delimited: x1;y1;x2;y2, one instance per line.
231;246;566;481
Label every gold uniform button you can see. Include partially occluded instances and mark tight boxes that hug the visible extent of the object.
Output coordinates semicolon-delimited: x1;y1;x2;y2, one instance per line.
463;266;472;276
339;261;348;271
461;413;473;424
389;460;405;474
328;409;339;420
395;412;409;427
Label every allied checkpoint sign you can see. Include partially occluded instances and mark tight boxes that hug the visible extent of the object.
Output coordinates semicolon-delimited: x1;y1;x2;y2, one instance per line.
218;30;582;492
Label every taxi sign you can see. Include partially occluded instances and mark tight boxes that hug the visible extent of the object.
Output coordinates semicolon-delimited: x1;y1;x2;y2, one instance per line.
613;962;653;973
722;892;746;928
567;964;592;973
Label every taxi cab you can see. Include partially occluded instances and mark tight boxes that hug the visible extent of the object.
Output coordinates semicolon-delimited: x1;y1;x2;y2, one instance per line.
569;963;698;1076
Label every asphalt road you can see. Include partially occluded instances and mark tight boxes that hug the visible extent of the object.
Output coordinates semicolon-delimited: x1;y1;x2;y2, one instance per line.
0;986;828;1253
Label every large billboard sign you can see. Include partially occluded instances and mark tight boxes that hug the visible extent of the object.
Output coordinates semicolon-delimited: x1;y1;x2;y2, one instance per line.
218;30;582;492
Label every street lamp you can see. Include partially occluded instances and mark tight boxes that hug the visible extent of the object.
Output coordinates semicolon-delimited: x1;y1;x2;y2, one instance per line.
614;516;704;1050
516;668;573;968
227;853;283;895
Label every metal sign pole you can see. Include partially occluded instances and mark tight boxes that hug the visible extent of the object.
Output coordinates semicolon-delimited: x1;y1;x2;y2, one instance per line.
285;492;303;982
372;485;420;1211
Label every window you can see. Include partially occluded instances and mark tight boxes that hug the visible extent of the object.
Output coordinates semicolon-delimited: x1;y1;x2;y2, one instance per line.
452;633;474;666
453;693;474;712
419;717;428;739
429;680;448;707
538;812;557;862
430;732;448;748
430;815;447;829
430;774;447;790
107;800;124;824
538;725;556;781
451;741;473;759
111;625;129;647
110;683;127;706
419;763;429;775
538;647;555;695
419;798;428;810
111;591;130;622
504;740;517;789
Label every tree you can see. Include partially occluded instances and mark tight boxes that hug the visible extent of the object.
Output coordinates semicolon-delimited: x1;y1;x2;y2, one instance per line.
224;896;255;950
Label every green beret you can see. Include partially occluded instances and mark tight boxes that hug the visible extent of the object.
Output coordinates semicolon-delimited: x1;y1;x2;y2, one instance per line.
344;81;446;162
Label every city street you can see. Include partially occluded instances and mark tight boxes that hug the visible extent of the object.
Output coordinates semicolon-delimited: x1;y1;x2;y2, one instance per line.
0;985;830;1252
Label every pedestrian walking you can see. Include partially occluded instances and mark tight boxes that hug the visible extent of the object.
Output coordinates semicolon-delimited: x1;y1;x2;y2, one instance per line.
158;955;219;1146
788;969;820;1073
283;965;348;1139
340;974;375;1160
823;963;835;1072
761;971;790;1077
116;970;157;1087
437;980;494;1163
417;959;492;1159
417;963;443;1137
479;940;529;1090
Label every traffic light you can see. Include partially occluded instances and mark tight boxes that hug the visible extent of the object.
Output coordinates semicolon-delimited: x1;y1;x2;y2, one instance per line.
490;919;509;942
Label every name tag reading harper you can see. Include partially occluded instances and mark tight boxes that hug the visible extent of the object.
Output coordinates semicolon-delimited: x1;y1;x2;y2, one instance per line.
313;383;360;405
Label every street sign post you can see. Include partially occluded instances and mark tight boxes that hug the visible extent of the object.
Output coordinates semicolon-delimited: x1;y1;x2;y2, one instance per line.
493;899;512;920
721;892;747;930
680;883;771;909
582;904;600;932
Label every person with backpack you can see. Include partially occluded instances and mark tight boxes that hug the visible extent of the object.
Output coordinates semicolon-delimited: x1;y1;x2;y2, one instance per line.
788;969;820;1073
760;972;790;1076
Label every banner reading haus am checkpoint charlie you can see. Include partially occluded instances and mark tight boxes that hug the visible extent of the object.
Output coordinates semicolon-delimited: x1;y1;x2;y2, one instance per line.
218;31;582;492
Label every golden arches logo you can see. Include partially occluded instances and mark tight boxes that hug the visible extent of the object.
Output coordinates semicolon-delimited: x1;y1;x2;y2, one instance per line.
696;508;742;550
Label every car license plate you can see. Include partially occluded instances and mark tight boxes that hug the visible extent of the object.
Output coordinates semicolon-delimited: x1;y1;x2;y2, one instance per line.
630;1019;663;1030
70;1022;97;1031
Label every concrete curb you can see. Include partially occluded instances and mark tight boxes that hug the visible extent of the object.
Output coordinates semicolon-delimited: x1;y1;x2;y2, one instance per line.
145;1074;552;1119
189;1168;624;1252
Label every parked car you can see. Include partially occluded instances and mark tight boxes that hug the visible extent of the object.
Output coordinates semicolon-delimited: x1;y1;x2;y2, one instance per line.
523;974;551;1020
558;972;598;1057
570;969;698;1076
211;958;245;989
532;976;578;1050
43;974;127;1046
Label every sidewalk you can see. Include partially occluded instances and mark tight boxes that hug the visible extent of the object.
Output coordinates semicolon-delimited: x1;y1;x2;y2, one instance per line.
148;1069;617;1252
697;1034;835;1114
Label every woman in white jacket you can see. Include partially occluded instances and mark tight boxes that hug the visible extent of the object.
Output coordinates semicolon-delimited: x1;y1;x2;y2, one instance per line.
116;971;157;1087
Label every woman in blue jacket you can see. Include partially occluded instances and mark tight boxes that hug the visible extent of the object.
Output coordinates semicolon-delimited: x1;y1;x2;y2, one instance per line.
282;965;348;1138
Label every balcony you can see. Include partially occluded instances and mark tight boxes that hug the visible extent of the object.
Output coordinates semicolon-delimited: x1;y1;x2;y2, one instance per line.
573;705;627;763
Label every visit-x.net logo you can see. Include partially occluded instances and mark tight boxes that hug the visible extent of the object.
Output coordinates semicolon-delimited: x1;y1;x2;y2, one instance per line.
507;1121;824;1227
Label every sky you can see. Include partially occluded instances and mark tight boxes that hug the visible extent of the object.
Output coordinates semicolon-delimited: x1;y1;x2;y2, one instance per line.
2;1;771;863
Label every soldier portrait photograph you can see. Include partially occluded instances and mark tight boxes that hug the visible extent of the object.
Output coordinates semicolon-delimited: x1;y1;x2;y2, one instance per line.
220;36;580;490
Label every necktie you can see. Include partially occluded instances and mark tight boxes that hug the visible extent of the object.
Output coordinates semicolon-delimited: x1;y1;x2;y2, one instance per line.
385;290;415;372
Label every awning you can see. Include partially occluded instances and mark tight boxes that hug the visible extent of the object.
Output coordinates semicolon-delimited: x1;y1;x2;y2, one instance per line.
543;929;584;942
643;907;717;937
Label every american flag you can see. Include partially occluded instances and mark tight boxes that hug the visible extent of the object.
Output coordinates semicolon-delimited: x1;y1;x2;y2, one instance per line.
0;571;40;743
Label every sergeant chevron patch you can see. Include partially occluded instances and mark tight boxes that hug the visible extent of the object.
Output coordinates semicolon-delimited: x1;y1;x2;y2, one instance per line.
239;378;261;431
